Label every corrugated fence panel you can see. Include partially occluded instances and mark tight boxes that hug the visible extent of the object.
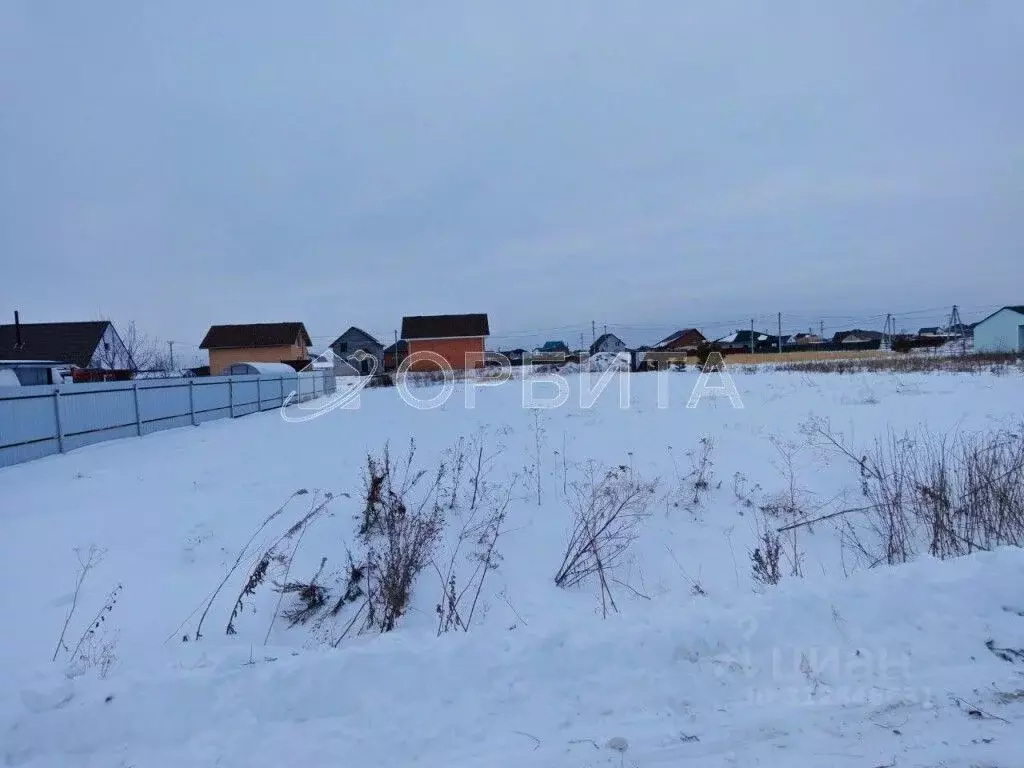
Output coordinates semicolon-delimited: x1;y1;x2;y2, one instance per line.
0;386;57;445
137;380;193;436
231;377;260;417
296;373;315;400
138;381;192;423
260;377;284;410
0;437;59;466
63;423;139;453
0;385;60;466
280;375;299;403
60;383;137;437
0;371;333;469
192;379;231;422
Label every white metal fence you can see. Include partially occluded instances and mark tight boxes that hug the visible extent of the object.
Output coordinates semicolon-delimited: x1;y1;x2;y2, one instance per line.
0;370;336;469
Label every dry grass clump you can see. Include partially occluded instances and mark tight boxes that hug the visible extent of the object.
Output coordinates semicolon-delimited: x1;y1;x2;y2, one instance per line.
778;352;1023;375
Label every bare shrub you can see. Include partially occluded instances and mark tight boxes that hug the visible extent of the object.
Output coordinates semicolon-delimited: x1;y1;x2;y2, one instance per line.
688;436;716;505
666;437;716;513
529;410;546;507
66;583;123;678
758;437;820;526
189;489;310;642
806;418;1024;567
302;553;366;643
226;491;335;636
435;474;516;634
665;544;708;596
750;527;783;587
250;435;509;644
276;557;329;627
70;630;119;680
359;440;447;633
554;462;658;616
732;472;761;513
53;545;105;661
432;432;515;634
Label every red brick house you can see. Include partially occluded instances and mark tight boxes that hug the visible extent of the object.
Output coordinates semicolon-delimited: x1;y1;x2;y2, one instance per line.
400;314;490;371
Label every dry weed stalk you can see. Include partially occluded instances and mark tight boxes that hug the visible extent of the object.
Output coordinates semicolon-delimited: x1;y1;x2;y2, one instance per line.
555;462;657;616
52;545;105;661
805;417;1024;568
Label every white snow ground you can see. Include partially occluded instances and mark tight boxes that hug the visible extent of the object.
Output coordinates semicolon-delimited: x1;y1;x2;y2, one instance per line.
1;369;1022;766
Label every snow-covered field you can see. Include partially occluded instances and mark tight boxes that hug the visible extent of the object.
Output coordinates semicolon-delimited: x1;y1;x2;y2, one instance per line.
1;369;1022;766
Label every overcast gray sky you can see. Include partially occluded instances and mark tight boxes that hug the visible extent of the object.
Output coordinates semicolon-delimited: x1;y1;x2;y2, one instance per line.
2;1;1022;357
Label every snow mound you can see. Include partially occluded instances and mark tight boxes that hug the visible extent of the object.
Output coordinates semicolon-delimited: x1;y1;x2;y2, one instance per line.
560;351;632;374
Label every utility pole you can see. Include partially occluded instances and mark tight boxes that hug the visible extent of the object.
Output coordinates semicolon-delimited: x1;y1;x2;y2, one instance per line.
591;320;596;347
883;313;894;349
168;340;175;372
750;318;755;354
949;304;965;356
820;320;824;340
777;312;782;354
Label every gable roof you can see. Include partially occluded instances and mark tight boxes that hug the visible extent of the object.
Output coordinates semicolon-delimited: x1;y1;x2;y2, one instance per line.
330;326;381;349
401;313;489;340
974;305;1024;326
200;322;312;349
724;329;769;344
654;328;705;348
833;328;884;343
589;333;624;354
0;321;111;367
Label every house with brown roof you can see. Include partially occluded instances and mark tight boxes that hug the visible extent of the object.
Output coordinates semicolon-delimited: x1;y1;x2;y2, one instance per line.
653;328;706;353
0;313;133;371
200;322;312;375
400;313;489;371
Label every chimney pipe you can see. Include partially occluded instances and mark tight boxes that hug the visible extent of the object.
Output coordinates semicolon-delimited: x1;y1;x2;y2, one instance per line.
14;310;22;350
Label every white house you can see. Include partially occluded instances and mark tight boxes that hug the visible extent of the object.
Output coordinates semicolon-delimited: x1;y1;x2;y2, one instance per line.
589;332;626;356
972;306;1024;353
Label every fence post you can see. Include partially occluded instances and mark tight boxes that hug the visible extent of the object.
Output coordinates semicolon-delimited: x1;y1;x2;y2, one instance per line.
257;376;262;412
132;381;142;436
229;377;234;417
52;387;65;454
189;379;196;426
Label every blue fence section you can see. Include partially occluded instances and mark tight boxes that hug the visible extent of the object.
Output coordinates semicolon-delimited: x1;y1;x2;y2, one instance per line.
0;371;335;469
